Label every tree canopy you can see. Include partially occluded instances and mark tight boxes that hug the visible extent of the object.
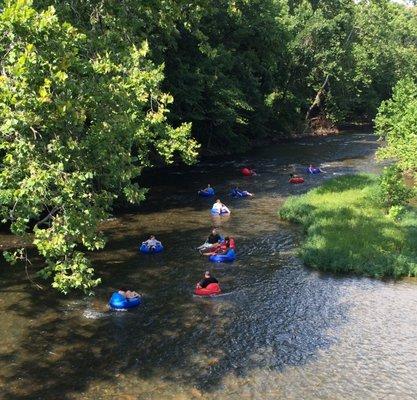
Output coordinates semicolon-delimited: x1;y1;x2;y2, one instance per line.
0;0;198;293
375;77;417;173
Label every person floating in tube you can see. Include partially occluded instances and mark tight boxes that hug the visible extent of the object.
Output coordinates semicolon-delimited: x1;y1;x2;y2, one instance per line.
203;236;235;256
308;164;322;174
196;271;219;289
197;228;222;252
142;235;162;251
118;287;141;299
231;185;254;198
241;167;257;176
212;199;230;214
289;173;303;180
198;184;214;195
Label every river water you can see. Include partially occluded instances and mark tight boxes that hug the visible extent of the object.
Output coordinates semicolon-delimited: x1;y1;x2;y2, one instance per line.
1;132;417;400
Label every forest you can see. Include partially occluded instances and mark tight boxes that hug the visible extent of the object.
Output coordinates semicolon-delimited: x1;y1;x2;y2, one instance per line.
1;0;416;292
31;0;417;152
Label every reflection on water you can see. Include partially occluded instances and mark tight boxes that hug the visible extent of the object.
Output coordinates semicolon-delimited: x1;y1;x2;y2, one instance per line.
1;133;417;399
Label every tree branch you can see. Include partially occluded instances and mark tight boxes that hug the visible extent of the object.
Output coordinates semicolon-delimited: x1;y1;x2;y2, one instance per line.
34;206;61;229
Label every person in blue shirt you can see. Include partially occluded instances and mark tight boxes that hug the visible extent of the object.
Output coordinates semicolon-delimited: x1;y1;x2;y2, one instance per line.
198;184;214;195
231;185;253;198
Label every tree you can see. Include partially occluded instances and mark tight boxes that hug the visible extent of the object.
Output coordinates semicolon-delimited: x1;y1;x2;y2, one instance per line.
375;77;417;173
0;0;198;293
351;0;417;120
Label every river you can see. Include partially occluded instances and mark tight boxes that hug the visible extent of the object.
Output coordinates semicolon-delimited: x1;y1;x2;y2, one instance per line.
1;132;417;400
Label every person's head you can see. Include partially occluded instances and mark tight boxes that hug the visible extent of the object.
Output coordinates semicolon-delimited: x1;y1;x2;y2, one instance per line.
290;173;294;178
224;236;230;242
207;184;211;188
204;271;211;278
211;228;217;235
309;164;313;168
120;286;128;292
216;199;221;204
149;235;155;240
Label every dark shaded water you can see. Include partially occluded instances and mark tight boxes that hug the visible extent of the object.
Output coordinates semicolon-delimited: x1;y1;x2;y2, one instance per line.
1;133;417;399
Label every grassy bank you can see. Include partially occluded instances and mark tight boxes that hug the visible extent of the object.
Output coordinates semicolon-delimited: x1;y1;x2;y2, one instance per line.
279;174;417;278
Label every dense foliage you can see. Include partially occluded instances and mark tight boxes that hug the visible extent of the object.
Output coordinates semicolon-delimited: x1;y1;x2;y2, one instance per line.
375;77;417;173
373;165;415;213
279;175;417;278
1;0;416;291
0;1;198;292
33;0;417;150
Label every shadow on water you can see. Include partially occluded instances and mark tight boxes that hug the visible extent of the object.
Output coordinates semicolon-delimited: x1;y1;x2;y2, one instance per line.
0;223;351;399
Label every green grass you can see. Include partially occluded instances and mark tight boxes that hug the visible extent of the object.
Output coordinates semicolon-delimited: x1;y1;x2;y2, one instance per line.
279;174;417;278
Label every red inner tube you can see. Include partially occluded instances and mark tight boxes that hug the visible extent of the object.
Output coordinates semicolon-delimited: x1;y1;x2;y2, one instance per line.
241;168;252;176
289;177;304;184
194;283;221;296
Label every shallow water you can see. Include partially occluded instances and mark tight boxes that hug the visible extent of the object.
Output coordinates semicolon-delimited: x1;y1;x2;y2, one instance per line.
1;132;417;400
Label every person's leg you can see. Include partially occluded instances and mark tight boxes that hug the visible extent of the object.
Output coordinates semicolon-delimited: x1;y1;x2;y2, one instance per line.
198;242;211;250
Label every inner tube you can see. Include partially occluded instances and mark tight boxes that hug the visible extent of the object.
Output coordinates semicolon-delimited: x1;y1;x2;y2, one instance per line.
139;243;164;254
198;187;215;197
241;167;253;177
194;283;221;296
231;189;249;198
108;292;142;310
289;177;304;184
307;168;321;174
211;208;230;215
209;248;236;263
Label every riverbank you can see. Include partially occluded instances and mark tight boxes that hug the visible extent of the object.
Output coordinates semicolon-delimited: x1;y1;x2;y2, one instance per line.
200;122;373;156
279;174;417;278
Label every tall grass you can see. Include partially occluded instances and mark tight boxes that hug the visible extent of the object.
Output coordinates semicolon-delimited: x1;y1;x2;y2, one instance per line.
279;174;417;278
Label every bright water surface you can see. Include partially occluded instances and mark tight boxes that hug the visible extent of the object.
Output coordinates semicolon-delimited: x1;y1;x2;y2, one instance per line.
1;132;417;399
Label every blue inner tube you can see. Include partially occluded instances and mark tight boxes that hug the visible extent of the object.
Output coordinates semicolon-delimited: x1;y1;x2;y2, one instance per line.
231;189;249;198
139;243;164;254
108;292;142;310
199;188;215;197
209;248;236;263
307;168;321;174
